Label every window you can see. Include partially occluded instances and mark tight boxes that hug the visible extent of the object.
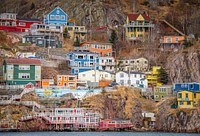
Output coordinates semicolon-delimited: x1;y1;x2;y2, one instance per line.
175;37;179;42
61;15;65;20
58;76;61;80
105;74;108;77
180;101;184;105
194;93;196;98
120;73;124;78
64;83;67;86
35;74;40;79
68;27;73;31
136;80;139;84
178;93;182;98
56;10;60;14
56;15;60;20
69;77;75;80
190;84;194;89
7;65;13;70
7;74;13;79
18;22;26;26
69;83;75;87
82;74;86;77
19;65;30;70
50;15;55;20
64;76;67;81
77;55;84;59
185;93;188;98
92;74;95;77
167;38;172;43
90;56;94;60
187;101;191;105
35;66;40;70
19;73;30;79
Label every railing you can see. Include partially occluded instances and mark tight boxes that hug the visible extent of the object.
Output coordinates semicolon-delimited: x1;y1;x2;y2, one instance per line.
126;23;154;27
0;85;25;89
74;29;87;33
105;62;115;65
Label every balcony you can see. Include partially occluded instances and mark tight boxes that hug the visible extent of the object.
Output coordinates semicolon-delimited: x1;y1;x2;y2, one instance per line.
126;23;154;28
105;62;115;65
74;29;87;33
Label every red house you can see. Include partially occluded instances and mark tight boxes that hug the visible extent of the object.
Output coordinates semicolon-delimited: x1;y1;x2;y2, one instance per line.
100;118;133;131
0;13;41;32
16;18;42;32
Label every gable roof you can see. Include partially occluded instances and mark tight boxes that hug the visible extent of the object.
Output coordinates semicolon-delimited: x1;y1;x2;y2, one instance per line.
127;14;150;21
162;20;185;36
47;6;68;17
5;58;41;65
17;18;41;22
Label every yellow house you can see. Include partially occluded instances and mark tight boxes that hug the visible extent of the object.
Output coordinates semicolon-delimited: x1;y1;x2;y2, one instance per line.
177;91;200;108
145;66;162;87
64;25;87;43
125;13;154;41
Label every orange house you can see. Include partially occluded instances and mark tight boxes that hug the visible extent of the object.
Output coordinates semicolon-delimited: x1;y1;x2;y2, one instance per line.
42;79;54;88
163;36;184;44
74;42;113;57
57;75;77;89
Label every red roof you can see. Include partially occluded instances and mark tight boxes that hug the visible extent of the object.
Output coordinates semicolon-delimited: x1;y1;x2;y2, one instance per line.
5;58;41;65
127;14;150;21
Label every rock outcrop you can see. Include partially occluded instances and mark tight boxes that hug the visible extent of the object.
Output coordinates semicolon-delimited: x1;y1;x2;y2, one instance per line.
166;45;200;83
156;97;200;133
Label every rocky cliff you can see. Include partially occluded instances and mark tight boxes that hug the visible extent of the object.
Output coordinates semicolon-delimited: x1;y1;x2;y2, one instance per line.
156;97;200;133
166;45;200;83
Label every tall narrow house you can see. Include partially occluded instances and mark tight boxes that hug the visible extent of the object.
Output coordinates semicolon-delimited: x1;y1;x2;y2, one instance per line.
125;13;154;41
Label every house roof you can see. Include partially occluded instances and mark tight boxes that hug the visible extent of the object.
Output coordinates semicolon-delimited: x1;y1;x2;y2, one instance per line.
46;6;68;17
162;20;185;36
5;58;41;65
127;14;150;21
17;18;41;22
80;42;112;47
117;71;144;75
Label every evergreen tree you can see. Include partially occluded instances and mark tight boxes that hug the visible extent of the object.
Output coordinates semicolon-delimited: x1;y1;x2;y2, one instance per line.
30;3;35;10
74;36;80;47
158;67;169;84
63;28;70;39
109;30;117;49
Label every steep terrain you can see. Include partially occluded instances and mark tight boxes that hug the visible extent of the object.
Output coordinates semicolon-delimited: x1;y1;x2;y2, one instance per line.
166;44;200;83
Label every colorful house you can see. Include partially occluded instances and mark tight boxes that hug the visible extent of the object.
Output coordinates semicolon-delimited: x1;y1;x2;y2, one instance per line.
64;25;87;43
57;75;77;89
159;20;185;49
117;57;149;72
115;71;148;88
1;58;41;87
0;13;41;32
174;83;200;108
125;13;154;41
66;51;99;75
78;70;112;87
16;18;42;32
41;79;54;88
22;35;62;48
99;57;115;72
74;42;113;57
154;85;173;102
145;66;162;87
44;6;68;26
30;24;63;35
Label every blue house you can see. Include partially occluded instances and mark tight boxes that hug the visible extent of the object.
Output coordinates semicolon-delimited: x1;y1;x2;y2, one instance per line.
44;6;68;26
66;51;100;75
174;82;200;94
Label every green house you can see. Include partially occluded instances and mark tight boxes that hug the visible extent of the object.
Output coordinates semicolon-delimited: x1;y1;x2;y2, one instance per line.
154;85;173;102
1;58;41;87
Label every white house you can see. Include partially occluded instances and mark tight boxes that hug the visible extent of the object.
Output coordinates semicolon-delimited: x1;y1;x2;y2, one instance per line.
99;57;115;72
116;71;148;88
78;70;112;87
16;52;36;58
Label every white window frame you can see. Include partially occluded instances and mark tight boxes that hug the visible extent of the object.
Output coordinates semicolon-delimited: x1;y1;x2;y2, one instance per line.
18;22;26;26
56;15;60;20
19;65;30;70
50;15;55;20
19;73;30;79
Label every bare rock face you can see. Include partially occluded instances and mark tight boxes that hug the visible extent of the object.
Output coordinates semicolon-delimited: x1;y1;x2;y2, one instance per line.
166;46;200;83
156;97;200;133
